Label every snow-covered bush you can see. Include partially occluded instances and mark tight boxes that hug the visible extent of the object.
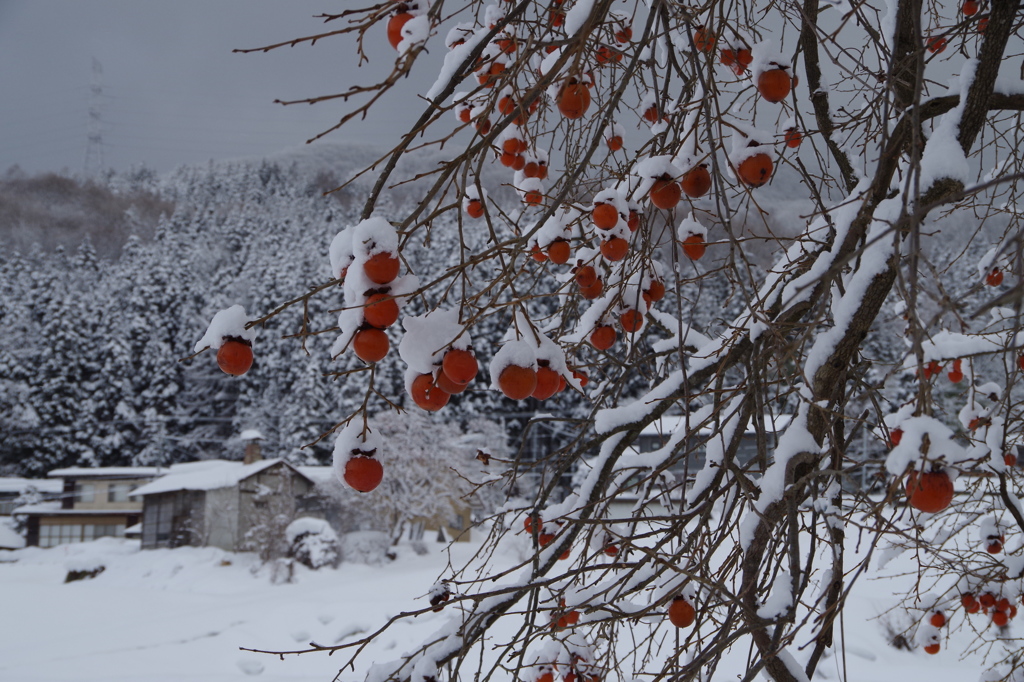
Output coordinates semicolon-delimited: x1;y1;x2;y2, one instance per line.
286;517;340;570
340;531;391;566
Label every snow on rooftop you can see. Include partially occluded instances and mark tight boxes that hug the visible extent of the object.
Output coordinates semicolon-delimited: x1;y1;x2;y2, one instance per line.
0;477;63;494
47;467;162;479
239;429;265;441
11;501;62;515
297;466;334;485
130;459;302;497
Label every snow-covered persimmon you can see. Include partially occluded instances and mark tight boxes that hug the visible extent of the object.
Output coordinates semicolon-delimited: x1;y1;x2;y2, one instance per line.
552;609;580;629
575;264;597;287
410;373;450;411
620;309;643;333
642;105;660;123
732;48;753;74
594;45;622;64
737;151;773;187
785;128;802;148
364;252;400;285
497;95;516;115
344;455;384;493
650;175;682;209
435;370;468;394
922;360;942;380
947;359;963;383
962;0;979;16
606;135;623;151
525;161;548;179
579;279;603;299
600;237;628;261
478;61;505;88
592;203;618;229
627;210;640;231
905;470;954;513
217;338;253;376
524;189;543;205
681;165;711;198
387;12;412;50
668;597;695;628
992;611;1009;627
889;428;903;446
547;239;571;264
353;327;390;363
498;364;537;400
442;348;478;385
363;293;399;329
693;26;715;52
757;67;792;103
924;643;940;655
557;80;591;119
930;612;946;628
985;267;1003;286
532;365;560;400
682;234;706;261
1006;452;1018;467
927;36;947;54
646;280;665;302
502;138;527;155
465;199;484;218
590;325;616;350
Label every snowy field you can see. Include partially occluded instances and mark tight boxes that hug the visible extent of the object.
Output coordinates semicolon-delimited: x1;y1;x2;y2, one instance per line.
0;528;1014;682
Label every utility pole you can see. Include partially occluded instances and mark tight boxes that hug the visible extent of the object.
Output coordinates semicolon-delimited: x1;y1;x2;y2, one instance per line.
83;57;105;176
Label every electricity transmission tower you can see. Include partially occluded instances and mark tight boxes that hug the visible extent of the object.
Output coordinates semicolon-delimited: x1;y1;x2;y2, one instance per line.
83;57;105;176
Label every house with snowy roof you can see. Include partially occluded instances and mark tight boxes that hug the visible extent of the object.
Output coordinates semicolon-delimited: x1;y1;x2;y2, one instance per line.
15;467;160;547
0;476;63;516
131;440;318;551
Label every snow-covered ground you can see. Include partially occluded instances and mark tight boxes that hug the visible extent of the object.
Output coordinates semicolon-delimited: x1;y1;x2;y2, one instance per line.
0;537;491;682
0;527;1014;682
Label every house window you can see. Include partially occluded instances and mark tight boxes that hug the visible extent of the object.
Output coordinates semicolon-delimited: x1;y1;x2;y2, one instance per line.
93;524;122;538
77;483;95;503
450;513;464;531
39;523;126;547
107;484;129;503
40;524;87;547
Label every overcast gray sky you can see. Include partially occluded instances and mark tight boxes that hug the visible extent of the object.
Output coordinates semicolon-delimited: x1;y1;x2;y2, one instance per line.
0;1;426;175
